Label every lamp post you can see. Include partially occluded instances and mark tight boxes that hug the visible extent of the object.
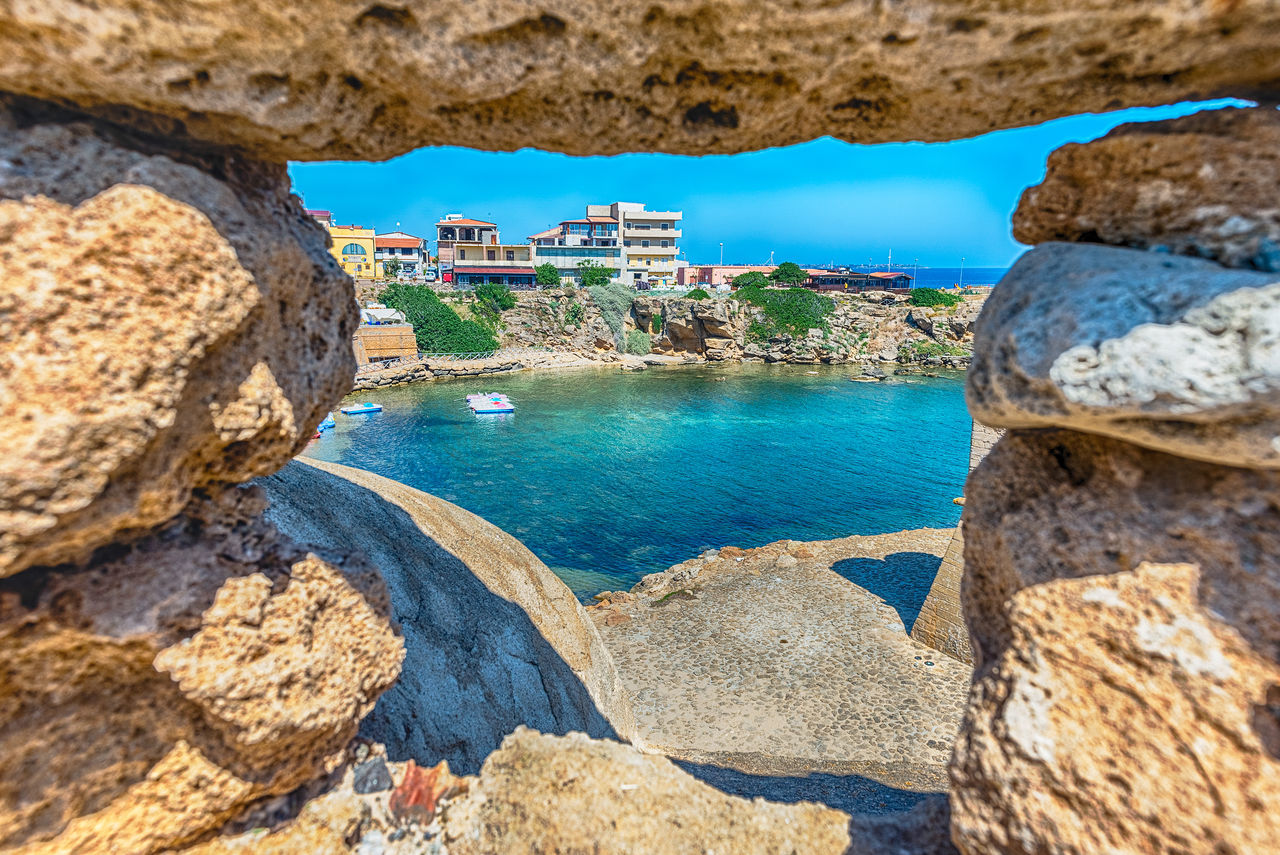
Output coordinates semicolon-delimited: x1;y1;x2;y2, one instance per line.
959;257;966;290
719;242;724;265
913;258;919;287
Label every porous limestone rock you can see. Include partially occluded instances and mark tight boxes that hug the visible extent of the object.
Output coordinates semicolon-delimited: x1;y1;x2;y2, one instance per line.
443;728;852;855
967;243;1280;468
1014;107;1280;271
1;4;1279;159
259;458;637;773
0;104;355;576
951;428;1280;854
0;486;402;854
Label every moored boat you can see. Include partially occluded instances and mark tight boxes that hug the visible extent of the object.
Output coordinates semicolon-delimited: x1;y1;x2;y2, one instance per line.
340;402;383;414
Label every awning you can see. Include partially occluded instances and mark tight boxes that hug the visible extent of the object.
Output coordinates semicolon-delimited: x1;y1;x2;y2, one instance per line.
452;267;537;276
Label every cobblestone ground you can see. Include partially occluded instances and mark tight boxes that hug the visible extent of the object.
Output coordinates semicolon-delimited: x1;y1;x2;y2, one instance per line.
588;529;970;806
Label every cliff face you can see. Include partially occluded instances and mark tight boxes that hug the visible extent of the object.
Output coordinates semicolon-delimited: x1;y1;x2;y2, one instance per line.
499;290;985;368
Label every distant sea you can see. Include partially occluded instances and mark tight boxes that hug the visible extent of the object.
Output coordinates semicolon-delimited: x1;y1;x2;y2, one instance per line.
908;266;1007;290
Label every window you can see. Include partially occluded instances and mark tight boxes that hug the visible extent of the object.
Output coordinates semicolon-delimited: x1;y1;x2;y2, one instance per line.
506;250;515;261
641;240;650;248
660;223;670;230
355;263;362;271
660;240;669;248
341;243;364;255
459;248;466;259
623;240;632;247
487;250;496;260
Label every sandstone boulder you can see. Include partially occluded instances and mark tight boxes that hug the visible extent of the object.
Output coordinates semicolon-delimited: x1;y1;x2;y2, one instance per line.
0;486;402;854
1;5;1279;160
0;105;355;576
693;299;739;338
967;243;1280;468
1014;107;1280;271
952;428;1280;854
259;459;636;773
443;728;852;855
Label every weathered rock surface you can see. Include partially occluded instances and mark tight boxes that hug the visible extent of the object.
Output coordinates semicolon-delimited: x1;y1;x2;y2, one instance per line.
259;458;636;774
952;428;1280;854
1;4;1279;160
1014;107;1280;271
968;243;1280;468
0;486;402;854
444;728;852;855
0;103;355;576
591;531;969;804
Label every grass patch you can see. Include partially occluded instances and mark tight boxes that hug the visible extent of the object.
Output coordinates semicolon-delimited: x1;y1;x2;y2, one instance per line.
624;329;652;355
907;288;962;308
898;339;970;361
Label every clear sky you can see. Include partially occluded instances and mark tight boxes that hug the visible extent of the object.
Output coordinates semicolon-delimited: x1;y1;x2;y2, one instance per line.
289;100;1243;268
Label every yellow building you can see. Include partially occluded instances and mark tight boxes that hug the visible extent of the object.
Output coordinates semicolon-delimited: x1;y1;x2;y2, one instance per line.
328;224;377;278
308;210;379;278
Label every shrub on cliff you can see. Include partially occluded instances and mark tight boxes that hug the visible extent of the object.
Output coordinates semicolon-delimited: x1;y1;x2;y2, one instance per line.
535;262;560;288
908;288;962;308
731;285;833;339
728;271;768;290
588;279;635;347
768;262;809;287
684;288;711;300
624;330;652;355
471;282;516;328
577;259;614;289
379;282;498;353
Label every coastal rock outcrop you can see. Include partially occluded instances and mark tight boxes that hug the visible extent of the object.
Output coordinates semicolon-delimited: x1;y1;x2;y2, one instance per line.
1014;107;1280;271
0;3;1277;159
259;459;637;773
0;486;402;854
0;104;354;576
951;428;1280;853
967;243;1280;469
444;728;852;855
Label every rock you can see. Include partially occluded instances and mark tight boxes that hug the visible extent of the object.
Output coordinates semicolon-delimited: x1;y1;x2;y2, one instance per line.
442;729;852;855
967;243;1280;468
0;105;354;577
1;7;1278;160
909;308;936;335
693;301;738;338
258;459;637;772
352;759;394;795
0;486;402;854
953;428;1280;854
1014;107;1280;271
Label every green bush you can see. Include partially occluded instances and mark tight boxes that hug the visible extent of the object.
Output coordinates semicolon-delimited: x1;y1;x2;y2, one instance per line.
578;259;614;289
731;285;834;339
534;262;560;287
908;288;962;308
564;301;585;327
588;279;635;347
684;287;711;300
470;281;517;329
651;313;663;335
624;329;652;355
728;271;769;290
768;261;809;287
379;282;498;353
898;339;970;361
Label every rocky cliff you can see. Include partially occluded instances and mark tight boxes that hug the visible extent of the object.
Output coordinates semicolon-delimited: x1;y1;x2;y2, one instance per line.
499;289;984;369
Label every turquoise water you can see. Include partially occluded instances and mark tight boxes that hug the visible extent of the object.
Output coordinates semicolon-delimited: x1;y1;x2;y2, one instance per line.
306;364;971;598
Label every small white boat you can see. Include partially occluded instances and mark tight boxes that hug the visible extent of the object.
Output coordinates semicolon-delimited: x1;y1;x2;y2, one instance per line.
467;393;515;414
318;412;336;431
341;402;383;415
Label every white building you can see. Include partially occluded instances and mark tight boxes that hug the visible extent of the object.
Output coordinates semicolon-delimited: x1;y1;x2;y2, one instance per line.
374;231;428;280
589;202;682;289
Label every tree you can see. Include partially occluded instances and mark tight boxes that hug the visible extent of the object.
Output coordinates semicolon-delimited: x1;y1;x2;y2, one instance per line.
382;257;402;280
577;259;614;289
534;262;561;288
379;281;498;353
769;262;808;287
728;271;769;290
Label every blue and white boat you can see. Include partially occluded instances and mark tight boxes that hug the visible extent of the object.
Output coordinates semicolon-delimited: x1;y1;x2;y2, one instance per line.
318;412;336;431
340;402;383;415
467;393;515;414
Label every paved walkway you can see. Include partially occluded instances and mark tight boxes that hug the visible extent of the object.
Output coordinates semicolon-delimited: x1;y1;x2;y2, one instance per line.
588;530;970;805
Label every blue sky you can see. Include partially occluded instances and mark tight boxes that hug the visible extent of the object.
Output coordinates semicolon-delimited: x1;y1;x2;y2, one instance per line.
290;100;1243;268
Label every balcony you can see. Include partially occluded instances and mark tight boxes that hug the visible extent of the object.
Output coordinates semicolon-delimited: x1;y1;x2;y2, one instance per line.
626;244;679;255
624;227;681;239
